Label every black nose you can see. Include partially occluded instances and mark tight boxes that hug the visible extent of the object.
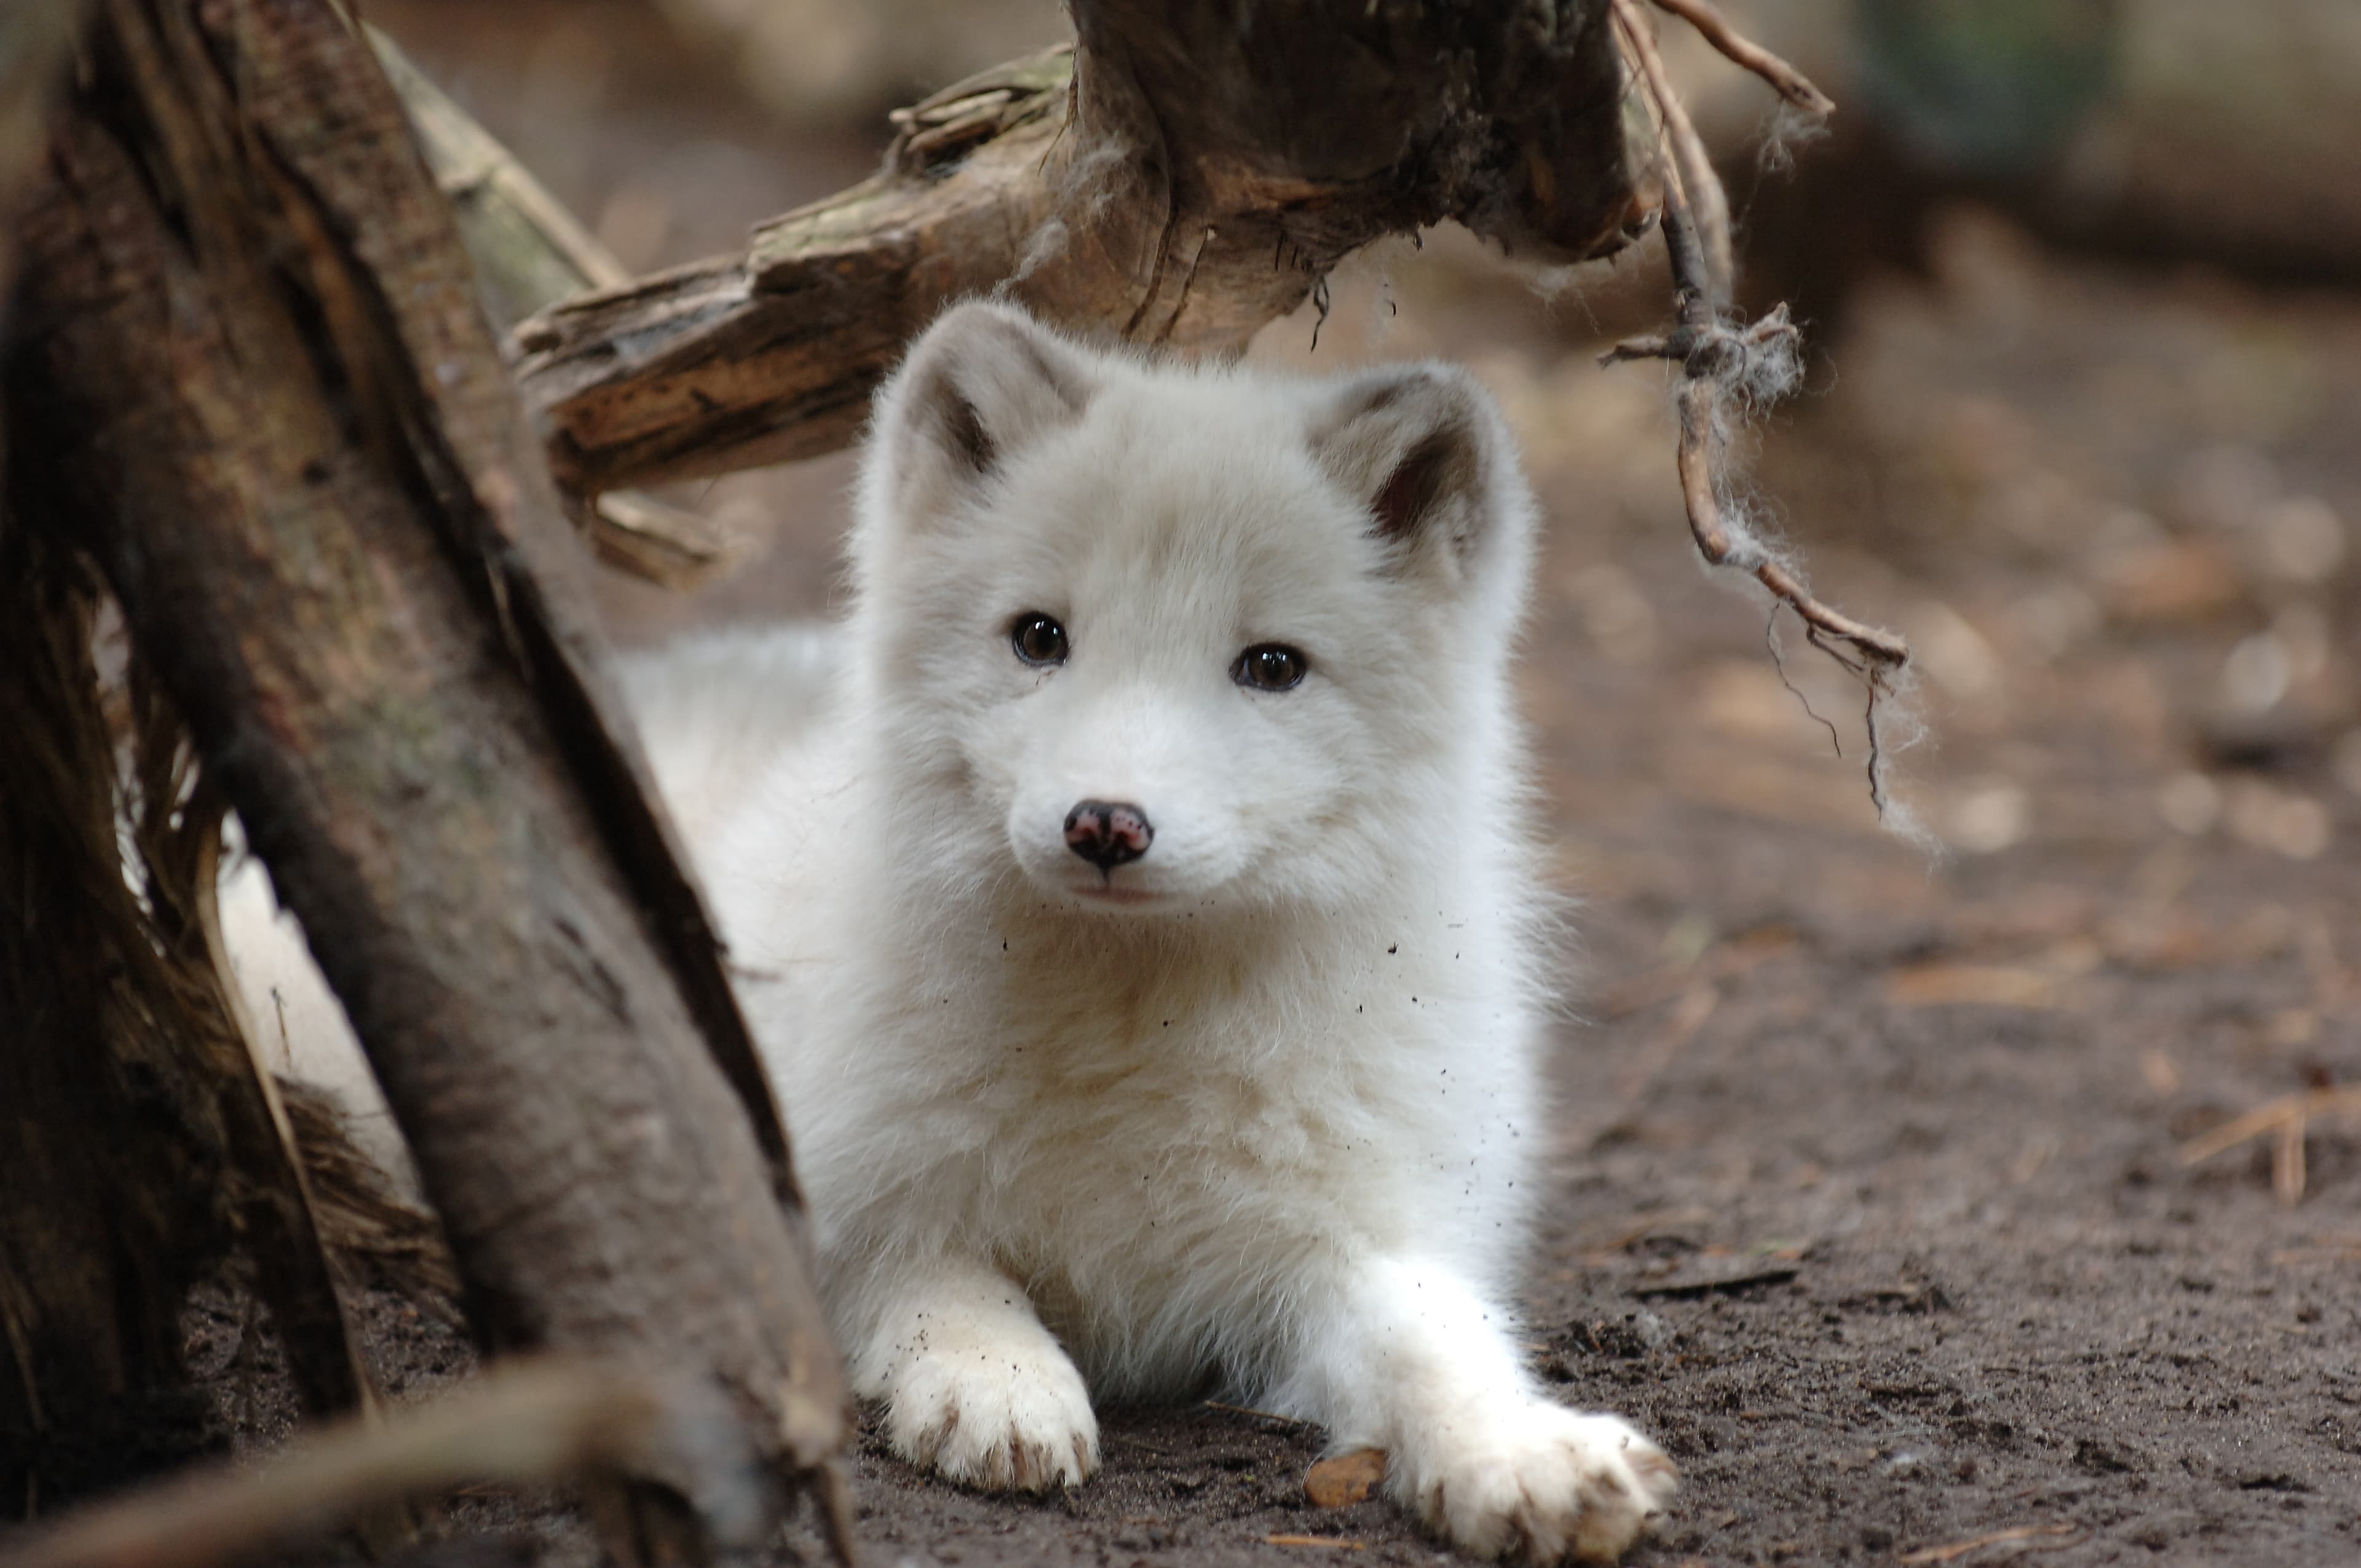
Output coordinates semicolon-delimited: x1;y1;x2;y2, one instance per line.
1064;799;1153;871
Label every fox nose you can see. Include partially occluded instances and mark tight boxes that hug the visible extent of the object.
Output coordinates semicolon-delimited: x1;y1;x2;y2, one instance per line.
1064;799;1153;871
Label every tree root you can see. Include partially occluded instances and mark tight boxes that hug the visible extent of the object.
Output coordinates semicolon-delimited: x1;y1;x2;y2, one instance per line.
1607;0;1918;830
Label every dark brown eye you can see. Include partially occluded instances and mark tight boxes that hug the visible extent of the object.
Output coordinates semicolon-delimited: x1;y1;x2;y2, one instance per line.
1233;643;1308;692
1011;612;1068;666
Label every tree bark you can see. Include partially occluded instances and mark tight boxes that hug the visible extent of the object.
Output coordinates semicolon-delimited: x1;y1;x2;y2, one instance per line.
0;542;231;1516
6;0;386;1522
516;0;1653;493
5;0;846;1554
0;0;85;296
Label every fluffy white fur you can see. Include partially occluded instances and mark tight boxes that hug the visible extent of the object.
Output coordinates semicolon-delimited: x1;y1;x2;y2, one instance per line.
239;302;1675;1562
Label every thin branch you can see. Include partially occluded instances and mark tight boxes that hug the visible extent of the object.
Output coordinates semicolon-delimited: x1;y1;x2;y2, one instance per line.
1765;601;1841;758
2177;1086;2361;1205
1645;0;1835;117
2;1361;766;1568
1613;0;1730;306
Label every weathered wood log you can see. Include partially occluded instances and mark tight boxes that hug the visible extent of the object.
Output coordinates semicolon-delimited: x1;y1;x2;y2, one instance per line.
515;0;1655;493
371;26;745;591
4;0;846;1556
0;0;84;296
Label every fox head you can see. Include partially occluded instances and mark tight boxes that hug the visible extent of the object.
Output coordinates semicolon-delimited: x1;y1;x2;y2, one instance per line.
848;301;1538;916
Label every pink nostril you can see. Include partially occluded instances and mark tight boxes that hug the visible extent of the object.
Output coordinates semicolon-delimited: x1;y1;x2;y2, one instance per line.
1064;799;1153;871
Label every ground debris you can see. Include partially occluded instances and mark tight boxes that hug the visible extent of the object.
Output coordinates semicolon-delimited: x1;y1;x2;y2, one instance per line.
1899;1521;2079;1564
1302;1449;1385;1508
1631;1264;1801;1301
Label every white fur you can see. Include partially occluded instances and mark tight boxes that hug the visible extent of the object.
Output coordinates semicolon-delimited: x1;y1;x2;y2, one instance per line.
613;621;837;836
235;303;1674;1562
219;844;420;1197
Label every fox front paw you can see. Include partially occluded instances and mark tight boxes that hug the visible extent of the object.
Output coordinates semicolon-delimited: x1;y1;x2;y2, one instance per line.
884;1339;1100;1493
1406;1403;1675;1565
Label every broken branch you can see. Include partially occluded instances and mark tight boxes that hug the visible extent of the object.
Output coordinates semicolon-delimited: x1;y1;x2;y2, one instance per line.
1644;0;1835;117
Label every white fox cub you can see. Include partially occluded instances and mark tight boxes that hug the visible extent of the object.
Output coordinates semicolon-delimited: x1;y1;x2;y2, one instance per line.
235;301;1676;1562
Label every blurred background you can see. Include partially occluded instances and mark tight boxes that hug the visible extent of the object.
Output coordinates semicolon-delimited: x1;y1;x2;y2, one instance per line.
355;1;2361;1556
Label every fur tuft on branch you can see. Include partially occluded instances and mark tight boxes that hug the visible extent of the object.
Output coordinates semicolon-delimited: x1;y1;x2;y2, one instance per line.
1604;0;1922;834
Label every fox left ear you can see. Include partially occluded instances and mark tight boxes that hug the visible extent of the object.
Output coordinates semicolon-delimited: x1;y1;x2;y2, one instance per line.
1308;365;1527;589
870;301;1099;528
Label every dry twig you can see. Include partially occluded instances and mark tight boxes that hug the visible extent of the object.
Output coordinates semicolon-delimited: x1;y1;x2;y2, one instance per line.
1613;0;1731;298
1899;1521;2080;1564
2177;1086;2361;1205
1604;0;1916;826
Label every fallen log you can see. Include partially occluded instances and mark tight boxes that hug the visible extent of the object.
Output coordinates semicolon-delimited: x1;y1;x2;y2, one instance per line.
5;0;845;1556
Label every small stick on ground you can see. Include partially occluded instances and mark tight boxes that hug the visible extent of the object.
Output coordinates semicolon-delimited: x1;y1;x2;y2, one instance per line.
2177;1086;2361;1205
1605;0;1915;825
1899;1521;2079;1564
2275;1114;2308;1205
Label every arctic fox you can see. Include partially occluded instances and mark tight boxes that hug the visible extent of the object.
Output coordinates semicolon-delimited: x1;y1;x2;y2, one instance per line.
239;301;1676;1562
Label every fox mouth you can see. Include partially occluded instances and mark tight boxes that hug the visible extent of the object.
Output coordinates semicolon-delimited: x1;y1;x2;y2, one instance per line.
1069;881;1163;907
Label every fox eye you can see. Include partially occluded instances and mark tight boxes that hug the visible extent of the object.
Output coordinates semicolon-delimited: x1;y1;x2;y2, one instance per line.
1011;612;1068;666
1233;643;1309;692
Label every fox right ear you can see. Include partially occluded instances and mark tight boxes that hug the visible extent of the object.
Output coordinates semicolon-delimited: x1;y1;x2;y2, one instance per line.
1308;363;1526;595
872;301;1097;521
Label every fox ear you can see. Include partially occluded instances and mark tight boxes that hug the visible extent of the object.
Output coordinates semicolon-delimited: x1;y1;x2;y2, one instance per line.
1309;365;1522;587
874;301;1097;520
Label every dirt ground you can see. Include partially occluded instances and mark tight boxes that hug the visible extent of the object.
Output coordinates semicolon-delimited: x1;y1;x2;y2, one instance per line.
143;8;2361;1566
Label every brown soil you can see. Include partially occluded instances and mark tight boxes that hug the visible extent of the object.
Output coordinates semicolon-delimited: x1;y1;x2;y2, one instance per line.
66;10;2361;1566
